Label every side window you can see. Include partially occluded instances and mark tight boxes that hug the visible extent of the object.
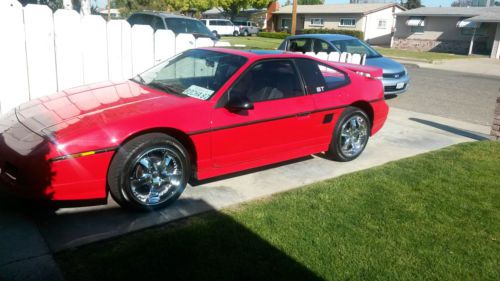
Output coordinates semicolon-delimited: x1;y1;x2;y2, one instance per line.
141;15;154;26
313;39;334;53
287;38;312;53
151;17;165;30
209;20;217;26
230;60;304;103
295;59;349;93
128;14;145;26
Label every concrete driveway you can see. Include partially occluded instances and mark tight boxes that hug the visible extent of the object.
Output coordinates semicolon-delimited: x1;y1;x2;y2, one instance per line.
0;106;492;281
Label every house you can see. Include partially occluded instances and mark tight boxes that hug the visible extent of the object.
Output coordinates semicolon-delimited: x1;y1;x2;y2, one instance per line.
272;3;406;45
202;7;268;28
393;7;500;59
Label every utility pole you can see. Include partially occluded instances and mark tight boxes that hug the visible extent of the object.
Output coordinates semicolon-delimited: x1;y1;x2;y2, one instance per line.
107;0;111;21
291;0;298;35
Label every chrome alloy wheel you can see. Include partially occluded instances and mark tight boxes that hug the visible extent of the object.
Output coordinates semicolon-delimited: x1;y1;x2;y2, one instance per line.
340;115;369;157
128;147;183;206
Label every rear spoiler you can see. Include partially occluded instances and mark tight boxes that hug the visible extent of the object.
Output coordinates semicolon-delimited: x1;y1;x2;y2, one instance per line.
330;62;383;80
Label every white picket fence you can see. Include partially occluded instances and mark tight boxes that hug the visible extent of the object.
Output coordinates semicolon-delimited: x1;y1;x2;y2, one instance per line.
0;1;216;114
296;51;367;65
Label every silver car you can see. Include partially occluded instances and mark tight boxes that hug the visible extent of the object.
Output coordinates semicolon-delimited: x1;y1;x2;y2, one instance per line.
278;34;410;95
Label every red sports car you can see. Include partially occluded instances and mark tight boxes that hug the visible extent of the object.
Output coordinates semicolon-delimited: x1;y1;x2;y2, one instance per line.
0;48;388;210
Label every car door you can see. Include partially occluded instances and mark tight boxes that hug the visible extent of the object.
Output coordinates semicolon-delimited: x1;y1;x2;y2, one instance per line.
210;59;316;167
224;20;233;35
250;22;259;34
294;58;352;146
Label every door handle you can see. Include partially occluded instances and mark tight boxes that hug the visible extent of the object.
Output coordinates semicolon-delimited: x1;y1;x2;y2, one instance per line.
297;112;311;118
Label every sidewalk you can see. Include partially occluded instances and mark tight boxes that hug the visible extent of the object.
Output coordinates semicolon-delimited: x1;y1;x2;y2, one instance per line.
0;107;492;280
393;57;500;77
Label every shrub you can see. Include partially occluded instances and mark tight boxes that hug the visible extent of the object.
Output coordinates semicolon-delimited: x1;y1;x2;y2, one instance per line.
257;32;289;39
298;29;364;40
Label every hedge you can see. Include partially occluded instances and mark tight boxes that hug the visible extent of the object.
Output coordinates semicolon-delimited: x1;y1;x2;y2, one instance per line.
298;29;364;40
258;29;365;40
257;32;289;39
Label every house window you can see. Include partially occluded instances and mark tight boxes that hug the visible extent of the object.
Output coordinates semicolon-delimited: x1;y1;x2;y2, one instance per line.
281;18;292;30
411;26;424;33
310;18;324;26
339;18;356;27
377;19;387;29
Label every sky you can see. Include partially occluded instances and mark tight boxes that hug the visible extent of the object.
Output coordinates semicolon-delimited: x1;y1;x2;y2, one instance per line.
324;0;454;6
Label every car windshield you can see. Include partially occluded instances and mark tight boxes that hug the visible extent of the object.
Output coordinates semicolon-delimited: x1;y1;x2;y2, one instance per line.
132;49;247;100
331;39;381;58
165;18;214;38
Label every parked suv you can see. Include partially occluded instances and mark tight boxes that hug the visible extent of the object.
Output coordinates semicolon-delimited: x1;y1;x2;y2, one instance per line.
200;19;239;38
233;20;260;36
127;12;217;40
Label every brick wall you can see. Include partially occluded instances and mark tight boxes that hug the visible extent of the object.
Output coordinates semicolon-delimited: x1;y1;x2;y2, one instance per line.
492;97;500;140
393;38;470;54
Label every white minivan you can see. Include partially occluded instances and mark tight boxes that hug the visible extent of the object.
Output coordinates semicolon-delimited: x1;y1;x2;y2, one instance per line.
201;19;239;37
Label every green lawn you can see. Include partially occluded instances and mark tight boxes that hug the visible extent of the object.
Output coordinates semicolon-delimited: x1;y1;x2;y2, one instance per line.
220;36;282;49
374;47;478;62
57;141;500;281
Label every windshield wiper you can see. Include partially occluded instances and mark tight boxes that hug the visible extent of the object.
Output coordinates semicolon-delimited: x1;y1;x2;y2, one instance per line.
147;81;182;96
192;32;214;39
130;74;146;84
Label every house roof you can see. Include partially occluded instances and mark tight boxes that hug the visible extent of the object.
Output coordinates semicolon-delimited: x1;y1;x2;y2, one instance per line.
396;7;500;22
273;3;404;15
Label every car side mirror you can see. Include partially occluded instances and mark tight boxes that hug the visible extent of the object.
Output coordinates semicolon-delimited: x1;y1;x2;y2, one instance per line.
225;95;254;112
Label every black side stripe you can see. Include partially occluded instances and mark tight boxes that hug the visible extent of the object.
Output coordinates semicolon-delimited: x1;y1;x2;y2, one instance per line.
188;98;384;136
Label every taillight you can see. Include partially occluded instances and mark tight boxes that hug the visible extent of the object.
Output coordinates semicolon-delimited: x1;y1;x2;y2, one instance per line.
356;71;382;80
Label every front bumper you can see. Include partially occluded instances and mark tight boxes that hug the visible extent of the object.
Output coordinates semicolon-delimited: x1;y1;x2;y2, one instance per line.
382;75;410;95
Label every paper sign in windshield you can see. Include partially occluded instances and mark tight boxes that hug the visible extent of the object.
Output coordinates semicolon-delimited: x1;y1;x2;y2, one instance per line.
183;85;214;100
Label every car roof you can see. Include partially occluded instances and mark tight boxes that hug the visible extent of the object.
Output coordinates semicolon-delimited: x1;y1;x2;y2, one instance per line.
131;11;197;20
200;48;308;60
286;34;357;41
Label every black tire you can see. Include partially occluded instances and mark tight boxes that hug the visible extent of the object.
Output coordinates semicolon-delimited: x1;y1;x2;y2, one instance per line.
108;133;190;211
326;107;371;162
243;30;249;36
233;30;239;36
212;31;220;39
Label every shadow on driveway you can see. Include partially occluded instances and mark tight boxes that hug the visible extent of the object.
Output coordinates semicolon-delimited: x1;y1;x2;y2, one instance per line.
46;199;325;281
409;118;491;141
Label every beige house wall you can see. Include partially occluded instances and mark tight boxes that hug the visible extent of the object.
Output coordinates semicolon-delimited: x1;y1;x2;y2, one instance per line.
394;15;500;58
303;14;365;30
275;14;365;32
364;6;405;45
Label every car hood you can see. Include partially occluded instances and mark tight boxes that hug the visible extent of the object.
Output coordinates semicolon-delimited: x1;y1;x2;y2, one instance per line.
14;81;190;136
365;56;405;74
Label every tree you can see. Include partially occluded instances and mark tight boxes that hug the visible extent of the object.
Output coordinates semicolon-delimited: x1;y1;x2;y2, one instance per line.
403;0;421;9
115;0;216;17
298;0;324;4
217;0;273;20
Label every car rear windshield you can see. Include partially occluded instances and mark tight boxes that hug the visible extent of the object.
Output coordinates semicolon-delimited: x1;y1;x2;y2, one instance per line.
133;49;247;100
331;39;381;58
165;18;213;38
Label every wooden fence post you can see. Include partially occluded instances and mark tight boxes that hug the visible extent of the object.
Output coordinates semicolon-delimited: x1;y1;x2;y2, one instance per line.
491;97;500;140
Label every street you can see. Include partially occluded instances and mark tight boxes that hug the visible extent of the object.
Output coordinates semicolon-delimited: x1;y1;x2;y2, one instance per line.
386;64;500;126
